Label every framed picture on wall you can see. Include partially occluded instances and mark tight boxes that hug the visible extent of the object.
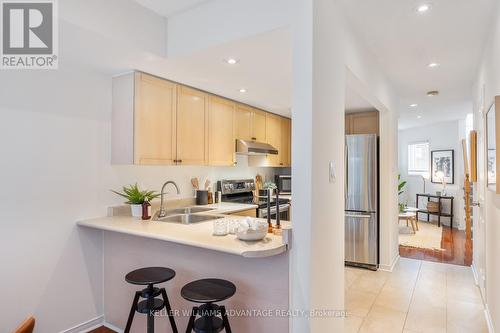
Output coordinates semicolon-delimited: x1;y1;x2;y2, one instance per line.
431;150;454;184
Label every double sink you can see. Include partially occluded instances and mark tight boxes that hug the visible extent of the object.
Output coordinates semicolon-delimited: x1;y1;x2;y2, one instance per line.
153;206;224;224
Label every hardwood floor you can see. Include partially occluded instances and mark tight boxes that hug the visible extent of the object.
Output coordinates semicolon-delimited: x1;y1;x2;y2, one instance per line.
89;327;116;333
399;222;473;266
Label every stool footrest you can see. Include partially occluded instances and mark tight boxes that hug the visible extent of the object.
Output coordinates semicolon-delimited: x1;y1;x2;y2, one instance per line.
136;298;164;314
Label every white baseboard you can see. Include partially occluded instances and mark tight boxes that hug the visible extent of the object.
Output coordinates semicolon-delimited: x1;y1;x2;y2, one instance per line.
59;315;104;333
485;304;495;333
104;322;123;333
472;261;479;285
379;254;400;272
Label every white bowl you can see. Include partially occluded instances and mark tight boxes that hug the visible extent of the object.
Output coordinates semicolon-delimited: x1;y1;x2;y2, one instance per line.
236;225;268;241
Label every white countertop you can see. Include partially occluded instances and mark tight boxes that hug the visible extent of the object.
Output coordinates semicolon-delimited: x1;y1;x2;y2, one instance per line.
78;202;290;258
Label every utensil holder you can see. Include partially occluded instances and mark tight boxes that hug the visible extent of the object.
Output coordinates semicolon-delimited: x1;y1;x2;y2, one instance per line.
196;190;209;205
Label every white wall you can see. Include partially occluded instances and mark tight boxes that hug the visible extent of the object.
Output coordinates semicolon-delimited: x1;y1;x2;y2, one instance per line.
398;120;465;229
473;2;500;331
291;0;399;331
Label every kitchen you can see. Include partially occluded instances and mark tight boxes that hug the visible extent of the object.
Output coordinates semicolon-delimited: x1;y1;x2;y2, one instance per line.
76;71;294;332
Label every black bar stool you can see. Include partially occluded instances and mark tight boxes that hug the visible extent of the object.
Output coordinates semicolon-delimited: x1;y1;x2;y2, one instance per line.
181;278;236;333
124;267;178;333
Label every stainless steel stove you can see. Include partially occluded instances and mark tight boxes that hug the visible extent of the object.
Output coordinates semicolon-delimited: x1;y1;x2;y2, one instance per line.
217;179;290;220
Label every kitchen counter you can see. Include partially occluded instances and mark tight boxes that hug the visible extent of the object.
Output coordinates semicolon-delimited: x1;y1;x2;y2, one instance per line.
77;201;290;332
77;201;289;258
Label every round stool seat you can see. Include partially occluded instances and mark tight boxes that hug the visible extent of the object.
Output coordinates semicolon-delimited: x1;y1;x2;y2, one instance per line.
125;267;176;285
181;278;236;303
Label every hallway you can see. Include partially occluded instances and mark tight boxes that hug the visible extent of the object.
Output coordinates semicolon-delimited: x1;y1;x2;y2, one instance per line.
345;258;487;332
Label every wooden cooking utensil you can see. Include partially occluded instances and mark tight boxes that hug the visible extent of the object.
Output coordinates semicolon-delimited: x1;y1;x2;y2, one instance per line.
191;177;199;190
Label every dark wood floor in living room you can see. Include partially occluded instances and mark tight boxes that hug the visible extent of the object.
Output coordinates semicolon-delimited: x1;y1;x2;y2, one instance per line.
399;224;473;266
89;327;116;333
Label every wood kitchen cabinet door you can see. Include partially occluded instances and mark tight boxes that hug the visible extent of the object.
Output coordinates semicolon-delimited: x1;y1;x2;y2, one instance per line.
265;113;282;166
349;111;379;135
280;117;291;167
208;96;236;166
252;109;267;142
235;104;253;141
176;86;208;165
345;114;352;134
134;73;177;165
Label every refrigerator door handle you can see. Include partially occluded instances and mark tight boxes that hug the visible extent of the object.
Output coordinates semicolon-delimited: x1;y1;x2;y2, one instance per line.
345;213;372;219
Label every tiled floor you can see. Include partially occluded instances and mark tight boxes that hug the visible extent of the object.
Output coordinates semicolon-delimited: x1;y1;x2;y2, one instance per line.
345;258;488;333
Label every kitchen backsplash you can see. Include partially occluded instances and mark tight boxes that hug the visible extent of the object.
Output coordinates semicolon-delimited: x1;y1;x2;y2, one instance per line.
107;154;279;205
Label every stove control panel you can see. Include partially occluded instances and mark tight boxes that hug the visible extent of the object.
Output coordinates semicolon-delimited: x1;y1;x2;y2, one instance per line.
217;179;256;195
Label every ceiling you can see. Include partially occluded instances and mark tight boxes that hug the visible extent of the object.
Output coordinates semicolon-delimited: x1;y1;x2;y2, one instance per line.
338;0;497;129
134;0;209;17
102;1;496;125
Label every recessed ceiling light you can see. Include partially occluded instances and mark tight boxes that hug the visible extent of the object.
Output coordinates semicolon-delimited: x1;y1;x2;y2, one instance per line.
427;90;439;97
225;58;239;65
239;88;247;93
410;103;418;107
428;62;440;68
417;115;422;119
417;4;431;13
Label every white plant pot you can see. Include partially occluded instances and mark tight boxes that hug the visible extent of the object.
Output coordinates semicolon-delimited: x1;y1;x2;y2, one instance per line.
130;204;142;218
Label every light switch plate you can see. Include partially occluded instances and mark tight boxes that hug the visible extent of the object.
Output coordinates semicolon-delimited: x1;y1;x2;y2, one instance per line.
329;161;336;183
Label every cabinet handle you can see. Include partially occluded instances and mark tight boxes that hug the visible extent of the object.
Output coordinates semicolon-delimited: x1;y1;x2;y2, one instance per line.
280;163;283;165
251;137;257;140
177;160;182;163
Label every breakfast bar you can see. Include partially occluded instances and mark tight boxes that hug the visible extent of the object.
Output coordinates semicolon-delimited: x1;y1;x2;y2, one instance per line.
77;203;291;332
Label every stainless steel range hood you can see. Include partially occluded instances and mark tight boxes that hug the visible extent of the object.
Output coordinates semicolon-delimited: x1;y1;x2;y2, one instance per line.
236;139;278;155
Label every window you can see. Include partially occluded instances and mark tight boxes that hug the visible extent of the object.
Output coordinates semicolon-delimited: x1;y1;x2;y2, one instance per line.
408;141;430;175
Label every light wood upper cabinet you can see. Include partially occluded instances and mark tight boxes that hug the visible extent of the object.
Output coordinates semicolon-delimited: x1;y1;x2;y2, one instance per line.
345;111;379;135
265;113;282;167
134;73;177;165
252;109;267;142
235;104;253;141
112;71;291;167
208;96;236;166
176;86;208;165
280;117;291;167
235;104;267;142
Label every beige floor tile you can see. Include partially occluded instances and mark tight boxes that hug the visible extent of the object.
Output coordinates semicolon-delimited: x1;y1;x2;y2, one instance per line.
345;314;364;333
447;300;488;333
350;271;389;294
345;288;378;317
447;279;483;305
358;305;406;333
404;300;446;333
374;283;413;312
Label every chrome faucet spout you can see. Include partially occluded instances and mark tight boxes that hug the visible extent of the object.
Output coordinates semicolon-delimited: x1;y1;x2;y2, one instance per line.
158;181;181;218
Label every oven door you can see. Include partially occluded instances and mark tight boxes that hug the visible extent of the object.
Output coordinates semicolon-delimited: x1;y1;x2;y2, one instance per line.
259;204;290;221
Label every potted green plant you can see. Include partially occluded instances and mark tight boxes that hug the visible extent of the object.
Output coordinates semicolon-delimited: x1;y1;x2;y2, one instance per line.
111;183;160;218
261;181;278;196
398;174;407;212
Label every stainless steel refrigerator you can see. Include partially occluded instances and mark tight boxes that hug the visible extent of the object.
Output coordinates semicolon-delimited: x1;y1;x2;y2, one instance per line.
345;134;378;270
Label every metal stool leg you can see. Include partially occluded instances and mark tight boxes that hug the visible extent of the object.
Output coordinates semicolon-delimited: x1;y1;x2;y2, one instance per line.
160;288;178;333
125;291;141;333
220;306;232;333
185;307;197;333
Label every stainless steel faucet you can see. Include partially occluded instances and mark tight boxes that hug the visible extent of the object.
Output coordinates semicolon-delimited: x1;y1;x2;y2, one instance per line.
158;181;180;218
